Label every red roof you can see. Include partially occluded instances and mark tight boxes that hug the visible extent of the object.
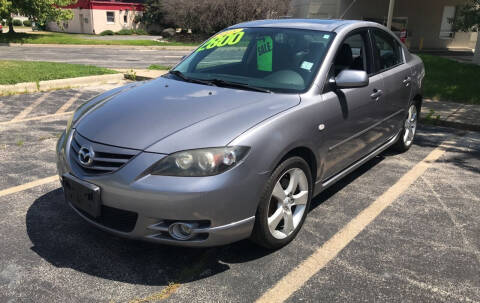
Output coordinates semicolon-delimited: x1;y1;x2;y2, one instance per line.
64;0;144;11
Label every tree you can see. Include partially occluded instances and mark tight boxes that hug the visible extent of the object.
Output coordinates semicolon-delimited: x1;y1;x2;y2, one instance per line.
142;0;170;29
145;0;290;36
0;0;74;33
0;0;14;32
450;0;480;64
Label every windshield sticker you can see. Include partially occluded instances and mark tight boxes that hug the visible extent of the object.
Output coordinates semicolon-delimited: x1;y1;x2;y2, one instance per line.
323;34;330;39
300;61;314;71
257;36;273;72
197;28;245;52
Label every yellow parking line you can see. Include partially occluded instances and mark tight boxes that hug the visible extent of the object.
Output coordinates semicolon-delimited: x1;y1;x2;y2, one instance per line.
0;176;58;198
0;111;73;126
256;142;450;303
128;283;180;303
11;93;51;122
55;92;82;114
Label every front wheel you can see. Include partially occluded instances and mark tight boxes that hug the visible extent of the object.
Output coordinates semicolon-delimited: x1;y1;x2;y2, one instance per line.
250;157;312;249
391;103;418;152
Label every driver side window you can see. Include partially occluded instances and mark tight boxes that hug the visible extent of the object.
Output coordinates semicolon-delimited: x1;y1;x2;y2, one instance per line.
332;31;371;77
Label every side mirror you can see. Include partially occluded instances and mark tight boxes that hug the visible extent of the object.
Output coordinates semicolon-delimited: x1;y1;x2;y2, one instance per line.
331;70;369;88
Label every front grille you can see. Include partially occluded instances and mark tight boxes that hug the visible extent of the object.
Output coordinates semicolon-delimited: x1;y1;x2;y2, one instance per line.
75;204;138;233
69;131;138;175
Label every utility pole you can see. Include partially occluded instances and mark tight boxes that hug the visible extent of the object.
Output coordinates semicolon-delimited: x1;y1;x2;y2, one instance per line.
386;0;395;30
474;33;480;65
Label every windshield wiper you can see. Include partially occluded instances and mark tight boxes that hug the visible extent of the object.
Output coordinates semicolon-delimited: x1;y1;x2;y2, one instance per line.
168;70;215;86
204;79;272;93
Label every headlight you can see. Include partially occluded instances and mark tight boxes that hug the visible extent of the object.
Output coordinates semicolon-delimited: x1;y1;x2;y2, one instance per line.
149;146;250;177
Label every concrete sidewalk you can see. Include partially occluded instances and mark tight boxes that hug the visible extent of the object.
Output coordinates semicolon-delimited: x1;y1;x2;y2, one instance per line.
421;99;480;131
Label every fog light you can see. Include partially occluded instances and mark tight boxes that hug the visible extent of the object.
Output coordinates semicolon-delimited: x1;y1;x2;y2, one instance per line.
168;222;194;240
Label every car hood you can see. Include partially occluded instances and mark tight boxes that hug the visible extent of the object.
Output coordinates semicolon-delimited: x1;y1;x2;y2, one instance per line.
75;77;300;152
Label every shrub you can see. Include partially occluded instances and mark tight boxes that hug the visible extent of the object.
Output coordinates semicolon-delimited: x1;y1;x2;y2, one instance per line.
116;29;134;35
1;20;5;26
100;30;114;36
135;28;147;35
115;28;148;35
13;19;23;26
23;20;32;27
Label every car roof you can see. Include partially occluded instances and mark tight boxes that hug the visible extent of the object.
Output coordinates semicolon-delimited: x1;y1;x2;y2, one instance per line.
229;19;367;32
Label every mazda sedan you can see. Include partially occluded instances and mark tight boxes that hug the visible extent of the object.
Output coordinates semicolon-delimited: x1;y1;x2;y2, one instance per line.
56;19;424;249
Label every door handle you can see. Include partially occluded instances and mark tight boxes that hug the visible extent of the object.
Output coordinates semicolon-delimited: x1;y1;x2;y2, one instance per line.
370;89;383;101
403;76;411;86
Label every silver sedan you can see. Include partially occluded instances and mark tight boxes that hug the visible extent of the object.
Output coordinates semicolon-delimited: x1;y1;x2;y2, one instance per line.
56;19;424;249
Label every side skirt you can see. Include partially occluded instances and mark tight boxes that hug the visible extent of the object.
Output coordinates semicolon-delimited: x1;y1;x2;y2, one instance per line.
313;132;400;197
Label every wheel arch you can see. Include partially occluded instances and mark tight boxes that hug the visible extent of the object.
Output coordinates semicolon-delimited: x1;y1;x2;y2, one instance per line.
277;146;318;187
412;94;423;118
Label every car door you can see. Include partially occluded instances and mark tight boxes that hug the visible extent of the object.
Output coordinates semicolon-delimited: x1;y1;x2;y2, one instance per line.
370;28;413;138
320;29;387;180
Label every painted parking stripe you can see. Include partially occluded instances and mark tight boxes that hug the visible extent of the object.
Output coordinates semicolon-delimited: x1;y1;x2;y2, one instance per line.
256;141;451;303
0;111;73;126
55;92;82;114
11;93;51;122
0;176;58;198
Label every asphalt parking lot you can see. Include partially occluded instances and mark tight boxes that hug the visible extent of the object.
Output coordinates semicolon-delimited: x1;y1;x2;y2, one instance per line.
0;84;479;303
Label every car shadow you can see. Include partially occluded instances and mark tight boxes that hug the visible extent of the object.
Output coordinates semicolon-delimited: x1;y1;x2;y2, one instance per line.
26;188;275;286
310;154;385;211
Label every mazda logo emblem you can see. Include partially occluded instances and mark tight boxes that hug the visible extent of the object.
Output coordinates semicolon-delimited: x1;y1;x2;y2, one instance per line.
78;146;95;167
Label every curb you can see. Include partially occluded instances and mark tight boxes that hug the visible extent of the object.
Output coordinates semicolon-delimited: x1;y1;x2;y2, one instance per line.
0;43;197;51
420;118;480;132
420;99;480;133
0;73;125;95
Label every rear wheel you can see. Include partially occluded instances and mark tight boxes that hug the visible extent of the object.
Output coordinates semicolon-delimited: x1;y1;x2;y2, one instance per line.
251;157;312;249
391;104;418;152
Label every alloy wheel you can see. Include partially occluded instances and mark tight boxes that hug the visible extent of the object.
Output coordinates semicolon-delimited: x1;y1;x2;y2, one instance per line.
267;168;309;239
403;104;417;146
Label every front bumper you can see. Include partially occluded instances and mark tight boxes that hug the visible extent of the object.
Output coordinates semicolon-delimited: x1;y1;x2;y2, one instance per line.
56;130;266;247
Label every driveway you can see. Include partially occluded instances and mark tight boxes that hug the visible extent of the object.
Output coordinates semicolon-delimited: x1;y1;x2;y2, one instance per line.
0;85;479;302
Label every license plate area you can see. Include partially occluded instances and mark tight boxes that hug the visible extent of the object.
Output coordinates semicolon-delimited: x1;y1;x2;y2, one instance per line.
63;174;101;218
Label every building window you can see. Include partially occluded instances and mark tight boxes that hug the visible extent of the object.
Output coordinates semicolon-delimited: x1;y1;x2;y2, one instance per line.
106;11;115;24
440;6;456;39
84;18;89;24
364;17;408;36
124;14;128;25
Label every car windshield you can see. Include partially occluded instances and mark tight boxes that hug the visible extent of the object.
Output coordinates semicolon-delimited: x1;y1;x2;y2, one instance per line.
169;27;335;94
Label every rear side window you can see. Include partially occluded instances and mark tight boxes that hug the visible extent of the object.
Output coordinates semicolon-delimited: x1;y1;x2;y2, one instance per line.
371;29;403;72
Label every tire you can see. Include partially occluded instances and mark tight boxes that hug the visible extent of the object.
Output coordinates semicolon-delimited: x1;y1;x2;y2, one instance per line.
250;156;312;249
391;103;419;153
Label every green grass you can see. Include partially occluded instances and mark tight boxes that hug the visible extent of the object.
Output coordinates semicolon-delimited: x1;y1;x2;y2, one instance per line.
0;32;198;46
148;64;171;70
0;60;118;85
419;54;480;104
